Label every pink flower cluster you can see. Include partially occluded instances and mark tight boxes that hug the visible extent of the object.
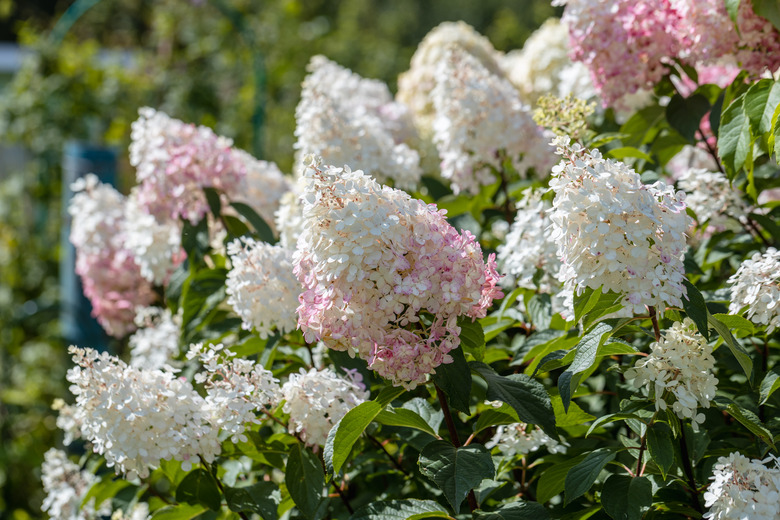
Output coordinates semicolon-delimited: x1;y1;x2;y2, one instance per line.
69;175;156;337
130;107;247;224
561;0;780;105
293;158;502;389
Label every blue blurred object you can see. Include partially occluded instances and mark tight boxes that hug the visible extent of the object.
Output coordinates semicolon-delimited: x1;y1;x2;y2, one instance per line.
60;141;116;351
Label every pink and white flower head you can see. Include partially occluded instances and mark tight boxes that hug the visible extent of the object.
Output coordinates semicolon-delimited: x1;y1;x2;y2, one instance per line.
280;367;368;448
129;107;246;224
226;238;300;338
703;452;780;519
293;157;503;389
548;136;691;314
431;46;555;195
728;248;780;333
294;56;421;189
68;175;156;337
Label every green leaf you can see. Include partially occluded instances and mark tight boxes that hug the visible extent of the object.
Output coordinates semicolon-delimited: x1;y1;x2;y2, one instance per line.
80;476;131;510
527;294;552;330
552;396;596;428
708;314;753;379
536;455;586;503
718;93;751;177
750;212;780;243
350;499;452;520
403;397;444;432
222;214;251;238
458;317;485;361
558;322;613;412
230;201;276;243
711;313;755;335
150;504;208;520
181;217;210;265
204;187;222;217
564;448;616;505
666;94;711;143
573;286;600;323
752;0;780;31
582;292;624;330
682;279;710;341
474;501;551;520
376;408;439;437
585;413;643;438
418;441;495;513
743;80;780;138
473;407;519;435
432;347;472;414
181;268;228;335
605;146;653;162
324;401;382;476
285;443;324;520
471;362;557;437
715;397;775;449
224;482;279;520
646;422;674;479
725;0;741;23
175;469;221;511
600;475;652;520
760;366;780;405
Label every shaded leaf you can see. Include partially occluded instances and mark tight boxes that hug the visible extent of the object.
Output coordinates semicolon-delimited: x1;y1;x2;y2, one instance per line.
760;366;780;405
646;422;674;479
224;482;279;520
474;501;551;520
433;347;472;414
418;441;495;513
564;448;615;505
600;475;652;520
175;469;221;511
285;443;324;519
350;499;451;520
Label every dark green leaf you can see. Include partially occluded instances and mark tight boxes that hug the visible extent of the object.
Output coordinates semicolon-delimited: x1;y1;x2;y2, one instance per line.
559;322;613;412
181;268;228;334
760;366;780;405
458;317;485;361
224;482;279;520
402;398;444;433
708;314;753;378
715;397;775;449
666;94;711;143
600;475;652;520
80;476;131;511
418;441;495;513
750;212;780;243
204;187;222;217
564;448;615;505
474;501;551;520
527;294;552;330
222;214;251;238
432;347;472;414
376;408;439;437
324;401;382;476
682;280;709;341
150;504;207;520
286;443;324;519
752;0;780;31
175;469;221;511
646;422;674;479
473;407;518;435
181;217;210;265
231;201;276;243
350;499;451;520
536;455;585;503
471;362;556;437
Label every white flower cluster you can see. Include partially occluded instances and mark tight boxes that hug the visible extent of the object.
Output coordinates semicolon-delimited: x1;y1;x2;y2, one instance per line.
625;319;718;430
294;55;421;188
226;238;300;337
128;306;181;370
280;368;369;448
65;346;221;478
703;452;780;520
41;448;109;520
497;188;561;293
111;504;151;520
499;18;595;105
728;248;780;333
431;46;555;195
548;136;691;314
677;168;745;233
486;423;567;457
188;343;280;443
397;21;504;139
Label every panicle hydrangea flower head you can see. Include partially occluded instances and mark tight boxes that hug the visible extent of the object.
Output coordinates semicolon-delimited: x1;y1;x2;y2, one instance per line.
41;448;109;520
431;46;555;195
677;168;746;234
397;21;504;139
68;175;156;337
497;188;561;293
499;18;596;105
294;56;421;189
226;238;300;338
293;157;503;389
128;306;181;370
728;248;780;333
129;107;246;224
625;318;718;430
124;188;184;285
703;452;780;520
485;423;567;457
280;367;369;448
548;136;691;314
187;343;280;443
65;346;220;479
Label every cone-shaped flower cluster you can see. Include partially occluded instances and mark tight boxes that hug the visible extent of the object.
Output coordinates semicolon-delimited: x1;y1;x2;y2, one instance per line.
703;452;780;520
728;248;780;333
548;136;691;314
293;157;502;388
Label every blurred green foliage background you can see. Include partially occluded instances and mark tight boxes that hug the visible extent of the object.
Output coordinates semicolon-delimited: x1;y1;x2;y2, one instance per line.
0;0;557;517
